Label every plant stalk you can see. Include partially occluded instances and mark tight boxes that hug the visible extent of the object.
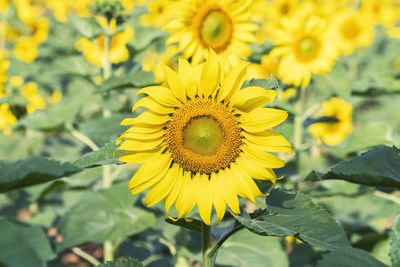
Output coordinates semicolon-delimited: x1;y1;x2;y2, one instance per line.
202;222;214;267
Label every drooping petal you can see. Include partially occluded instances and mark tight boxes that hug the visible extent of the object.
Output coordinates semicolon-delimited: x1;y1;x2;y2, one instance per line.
178;58;198;99
241;145;285;168
242;130;292;152
217;62;247;103
210;173;227;221
176;172;197;217
236;154;277;181
194;173;213;225
164;166;185;213
230;87;277;112
121;111;170;127
132;97;175;114
238;108;288;132
137;86;182;107
117;138;164;152
214;169;240;214
119;146;166;164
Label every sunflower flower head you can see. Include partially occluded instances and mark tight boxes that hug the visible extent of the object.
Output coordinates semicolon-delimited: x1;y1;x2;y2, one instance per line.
117;50;291;225
166;0;258;65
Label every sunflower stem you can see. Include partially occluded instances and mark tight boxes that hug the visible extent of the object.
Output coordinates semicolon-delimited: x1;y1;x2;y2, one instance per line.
202;222;214;267
103;28;112;80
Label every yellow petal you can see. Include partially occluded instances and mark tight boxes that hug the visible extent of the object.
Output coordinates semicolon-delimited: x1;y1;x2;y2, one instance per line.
215;169;240;214
178;58;198;99
117;138;164;152
176;172;196;217
137;86;182;107
119;146;165;163
242;145;285;168
210;173;227;221
132;97;175;114
236;154;277;181
194;173;213;225
199;49;220;98
230;87;277;112
229;165;257;202
144;164;179;207
238;108;288;132
122;111;170;127
162;65;187;103
218;62;247;103
164;167;185;213
128;153;172;193
243;130;292;153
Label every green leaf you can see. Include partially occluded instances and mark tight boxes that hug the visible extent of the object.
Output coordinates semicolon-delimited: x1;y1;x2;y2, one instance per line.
69;15;102;38
53;56;99;76
216;229;288;267
232;188;351;251
165;217;202;232
97;258;144;267
390;213;400;266
98;70;155;93
317;248;388;267
0;219;55;267
242;78;279;90
0;157;81;193
74;142;122;168
306;146;400;189
80;114;128;146
58;183;156;251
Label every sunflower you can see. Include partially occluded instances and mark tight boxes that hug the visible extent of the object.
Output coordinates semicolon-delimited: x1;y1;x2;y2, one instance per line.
117;51;291;225
309;97;353;146
270;14;339;87
166;0;258;64
0;103;17;135
331;8;374;55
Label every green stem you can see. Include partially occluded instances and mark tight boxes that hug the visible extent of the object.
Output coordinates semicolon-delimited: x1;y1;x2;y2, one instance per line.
102;29;112;80
103;240;114;262
72;247;101;266
202;222;214;267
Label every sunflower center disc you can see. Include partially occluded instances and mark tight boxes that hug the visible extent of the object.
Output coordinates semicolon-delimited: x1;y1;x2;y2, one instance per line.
297;37;320;61
183;116;224;156
166;99;242;174
200;10;232;52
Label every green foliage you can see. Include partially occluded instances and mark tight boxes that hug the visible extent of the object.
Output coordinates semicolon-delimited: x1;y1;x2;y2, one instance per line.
98;70;156;93
0;219;55;267
216;230;289;267
307;146;400;189
390;213;400;266
165;217;203;232
74;142;121;168
69;16;103;39
98;258;143;267
57;183;156;251
0;157;81;193
232;188;351;251
316;248;388;267
242;78;279;90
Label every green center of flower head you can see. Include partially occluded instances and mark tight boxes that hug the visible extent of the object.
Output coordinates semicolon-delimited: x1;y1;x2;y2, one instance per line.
297;36;320;61
200;10;232;51
183;116;225;156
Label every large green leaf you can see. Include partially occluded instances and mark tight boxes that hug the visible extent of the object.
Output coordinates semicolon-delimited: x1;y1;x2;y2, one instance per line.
58;183;156;251
390;213;400;266
216;229;288;267
0;157;81;193
74;142;122;168
306;146;400;189
98;258;144;267
232;189;351;251
0;219;55;267
317;248;388;267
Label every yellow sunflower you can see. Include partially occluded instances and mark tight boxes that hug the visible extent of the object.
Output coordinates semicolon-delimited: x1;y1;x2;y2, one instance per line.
117;51;291;225
0;103;17;135
309;97;353;146
166;0;258;64
331;8;374;55
270;15;339;87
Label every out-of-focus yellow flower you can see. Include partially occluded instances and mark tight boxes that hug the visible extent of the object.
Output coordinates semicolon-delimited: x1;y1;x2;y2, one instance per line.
361;0;397;27
27;17;50;44
0;50;9;98
280;87;297;101
0;0;9;11
309;97;353;146
48;90;63;104
140;0;177;27
246;54;279;80
0;103;17;135
331;8;374;55
13;37;39;63
20;82;46;113
76;23;134;67
9;76;24;87
270;15;339;87
15;0;44;25
141;46;179;83
45;0;93;21
120;0;146;12
166;0;258;64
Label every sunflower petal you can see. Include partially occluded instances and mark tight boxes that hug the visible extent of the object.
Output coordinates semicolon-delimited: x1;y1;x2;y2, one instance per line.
242;145;285;168
178;58;198;99
194;173;213;225
199;49;220;98
137;86;182;107
218;62;247;103
211;173;227;221
162;65;187;103
132;97;175;114
238;108;288;132
230;87;277;112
